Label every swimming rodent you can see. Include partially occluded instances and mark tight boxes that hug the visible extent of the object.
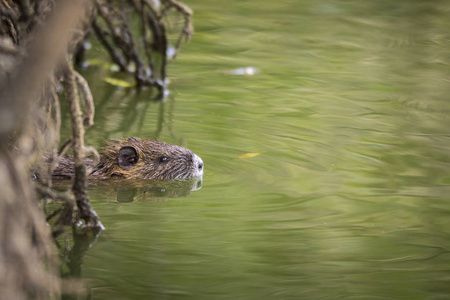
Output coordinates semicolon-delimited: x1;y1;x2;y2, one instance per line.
52;137;204;180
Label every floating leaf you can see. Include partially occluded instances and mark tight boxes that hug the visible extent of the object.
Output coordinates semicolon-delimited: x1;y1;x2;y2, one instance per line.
238;152;261;159
102;77;136;88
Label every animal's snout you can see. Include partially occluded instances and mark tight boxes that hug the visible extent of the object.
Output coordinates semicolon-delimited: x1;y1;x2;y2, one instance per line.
194;155;204;176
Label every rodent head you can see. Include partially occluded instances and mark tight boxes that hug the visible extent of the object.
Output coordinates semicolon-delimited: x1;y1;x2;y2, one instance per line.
91;137;204;180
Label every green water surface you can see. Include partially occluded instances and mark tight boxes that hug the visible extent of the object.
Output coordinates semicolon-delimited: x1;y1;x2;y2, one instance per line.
64;1;450;299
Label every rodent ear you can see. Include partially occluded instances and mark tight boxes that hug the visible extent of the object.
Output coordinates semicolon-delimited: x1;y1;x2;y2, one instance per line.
118;146;139;168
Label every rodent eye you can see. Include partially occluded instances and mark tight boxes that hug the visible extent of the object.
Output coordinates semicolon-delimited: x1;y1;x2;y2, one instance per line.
158;156;170;164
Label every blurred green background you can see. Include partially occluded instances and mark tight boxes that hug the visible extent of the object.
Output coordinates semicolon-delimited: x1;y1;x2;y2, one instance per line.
62;1;450;299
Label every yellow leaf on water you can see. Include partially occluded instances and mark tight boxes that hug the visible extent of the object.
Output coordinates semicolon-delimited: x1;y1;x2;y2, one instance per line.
102;77;136;88
238;152;261;159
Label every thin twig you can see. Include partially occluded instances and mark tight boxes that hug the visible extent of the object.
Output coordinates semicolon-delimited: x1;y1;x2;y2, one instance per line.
64;58;101;229
91;19;128;71
74;70;95;127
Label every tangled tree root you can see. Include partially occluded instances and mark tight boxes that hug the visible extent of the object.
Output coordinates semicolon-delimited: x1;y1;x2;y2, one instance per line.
0;0;193;298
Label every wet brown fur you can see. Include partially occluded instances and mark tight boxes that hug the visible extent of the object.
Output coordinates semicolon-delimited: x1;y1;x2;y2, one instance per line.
52;137;203;180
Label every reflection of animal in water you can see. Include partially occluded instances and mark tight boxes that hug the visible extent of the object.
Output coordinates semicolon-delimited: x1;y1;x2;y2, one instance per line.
114;177;203;203
52;137;204;180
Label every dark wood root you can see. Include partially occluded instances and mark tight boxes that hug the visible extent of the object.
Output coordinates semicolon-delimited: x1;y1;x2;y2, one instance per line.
92;0;193;92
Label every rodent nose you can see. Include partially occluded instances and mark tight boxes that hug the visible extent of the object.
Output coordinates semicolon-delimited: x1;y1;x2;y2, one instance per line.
193;155;203;176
